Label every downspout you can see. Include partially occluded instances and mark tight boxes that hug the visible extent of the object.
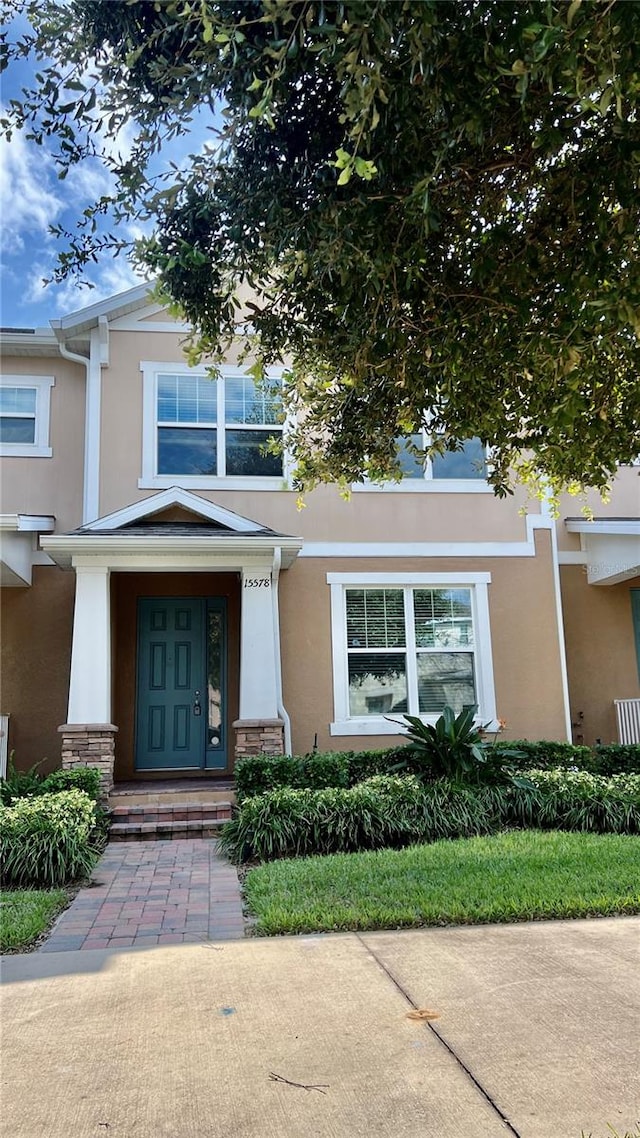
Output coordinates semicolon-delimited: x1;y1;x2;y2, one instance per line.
271;546;292;755
540;497;573;742
58;319;104;525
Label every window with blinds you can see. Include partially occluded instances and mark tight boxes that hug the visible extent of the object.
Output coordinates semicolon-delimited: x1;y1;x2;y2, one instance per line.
0;374;54;458
345;586;477;718
156;372;283;477
0;385;37;444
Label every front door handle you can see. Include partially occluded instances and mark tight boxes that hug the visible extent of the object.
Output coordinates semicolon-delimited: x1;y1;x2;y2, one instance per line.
193;690;202;717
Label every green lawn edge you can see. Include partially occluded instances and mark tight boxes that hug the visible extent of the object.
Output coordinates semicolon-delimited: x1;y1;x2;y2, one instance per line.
243;830;640;937
0;889;70;952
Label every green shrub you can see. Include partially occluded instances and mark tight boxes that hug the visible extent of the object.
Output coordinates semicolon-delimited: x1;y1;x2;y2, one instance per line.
508;770;640;834
489;739;594;772
38;767;103;802
234;754;301;801
591;744;640;776
297;751;350;790
222;767;640;863
221;776;419;862
0;790;97;887
396;706;489;781
346;747;411;784
393;706;531;787
0;755;46;804
235;748;411;802
220;775;509;863
1;760;103;805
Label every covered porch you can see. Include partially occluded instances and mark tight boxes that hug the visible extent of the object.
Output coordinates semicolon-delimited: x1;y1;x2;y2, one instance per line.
42;489;302;796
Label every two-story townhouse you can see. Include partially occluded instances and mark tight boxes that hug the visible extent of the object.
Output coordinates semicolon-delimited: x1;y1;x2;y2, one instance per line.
1;283;638;790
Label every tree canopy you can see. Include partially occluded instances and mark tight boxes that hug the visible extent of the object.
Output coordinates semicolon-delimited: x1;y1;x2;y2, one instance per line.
2;0;640;495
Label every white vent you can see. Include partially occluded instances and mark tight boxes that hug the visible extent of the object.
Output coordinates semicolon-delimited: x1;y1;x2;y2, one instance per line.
614;699;640;745
0;714;9;779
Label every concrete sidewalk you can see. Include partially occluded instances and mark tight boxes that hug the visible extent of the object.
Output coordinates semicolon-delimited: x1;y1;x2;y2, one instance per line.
2;917;638;1138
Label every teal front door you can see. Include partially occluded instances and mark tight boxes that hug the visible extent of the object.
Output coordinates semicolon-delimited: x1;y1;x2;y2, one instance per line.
135;597;227;771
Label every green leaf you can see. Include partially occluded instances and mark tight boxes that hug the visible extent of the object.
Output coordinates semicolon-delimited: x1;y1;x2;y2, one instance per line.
566;0;583;28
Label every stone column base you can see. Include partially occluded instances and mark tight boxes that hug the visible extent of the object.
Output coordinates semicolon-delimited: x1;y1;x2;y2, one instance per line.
58;723;118;801
232;719;285;759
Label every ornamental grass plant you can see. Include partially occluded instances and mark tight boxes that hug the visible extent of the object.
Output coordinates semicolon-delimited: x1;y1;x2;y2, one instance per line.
221;770;640;864
0;789;97;887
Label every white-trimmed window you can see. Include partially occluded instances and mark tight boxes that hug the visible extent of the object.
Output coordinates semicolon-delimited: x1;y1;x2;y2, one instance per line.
328;572;497;736
353;433;490;493
0;375;54;458
398;433;487;480
140;362;285;489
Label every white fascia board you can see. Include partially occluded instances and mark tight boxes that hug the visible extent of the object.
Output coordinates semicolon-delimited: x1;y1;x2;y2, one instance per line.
0;514;55;532
565;519;640;536
0;331;61;356
80;487;267;533
51;282;155;339
41;533;303;570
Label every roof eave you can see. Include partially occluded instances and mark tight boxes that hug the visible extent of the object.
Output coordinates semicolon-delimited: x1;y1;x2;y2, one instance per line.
41;533;304;570
50;281;155;341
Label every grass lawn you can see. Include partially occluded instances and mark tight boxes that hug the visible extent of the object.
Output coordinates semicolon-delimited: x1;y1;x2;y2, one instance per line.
0;890;69;952
244;830;640;936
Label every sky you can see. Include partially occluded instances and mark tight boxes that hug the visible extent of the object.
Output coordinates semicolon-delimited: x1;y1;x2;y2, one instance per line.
0;18;214;331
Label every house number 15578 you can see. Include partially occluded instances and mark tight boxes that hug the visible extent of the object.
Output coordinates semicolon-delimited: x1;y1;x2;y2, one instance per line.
244;578;271;588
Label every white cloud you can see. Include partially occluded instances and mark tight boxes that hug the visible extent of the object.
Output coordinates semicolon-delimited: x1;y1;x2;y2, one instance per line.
0;128;63;248
25;245;147;314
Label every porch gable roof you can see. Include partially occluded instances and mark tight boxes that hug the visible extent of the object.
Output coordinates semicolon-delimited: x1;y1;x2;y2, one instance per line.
41;488;303;569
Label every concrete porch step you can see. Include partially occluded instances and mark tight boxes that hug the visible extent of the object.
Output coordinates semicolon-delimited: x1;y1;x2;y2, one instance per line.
109;782;236;808
109;819;228;842
108;800;234;842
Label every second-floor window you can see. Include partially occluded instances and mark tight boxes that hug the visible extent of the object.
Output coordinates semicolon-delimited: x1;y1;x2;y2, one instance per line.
396;433;487;480
0;375;54;458
141;363;284;486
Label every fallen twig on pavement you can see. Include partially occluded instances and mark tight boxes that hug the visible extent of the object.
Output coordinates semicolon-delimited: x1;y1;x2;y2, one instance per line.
269;1072;329;1094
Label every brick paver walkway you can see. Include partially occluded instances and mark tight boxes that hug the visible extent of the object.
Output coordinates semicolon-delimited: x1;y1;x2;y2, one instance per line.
40;840;246;952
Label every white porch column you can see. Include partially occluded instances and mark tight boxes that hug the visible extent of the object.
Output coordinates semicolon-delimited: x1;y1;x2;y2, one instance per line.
67;564;112;723
238;565;280;720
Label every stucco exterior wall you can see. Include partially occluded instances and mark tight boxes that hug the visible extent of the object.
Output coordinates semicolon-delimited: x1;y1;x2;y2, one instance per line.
0;565;74;771
99;330;538;542
0;354;85;532
555;466;640;552
560;567;640;745
279;530;568;755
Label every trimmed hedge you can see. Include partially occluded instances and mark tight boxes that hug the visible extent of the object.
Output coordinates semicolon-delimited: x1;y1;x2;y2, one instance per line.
38;767;102;802
234;742;640;802
1;765;103;805
0;790;97;887
234;748;412;801
488;740;594;772
592;744;640;776
220;770;640;863
511;770;640;833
